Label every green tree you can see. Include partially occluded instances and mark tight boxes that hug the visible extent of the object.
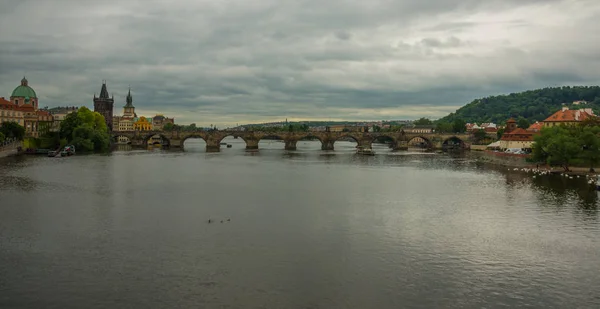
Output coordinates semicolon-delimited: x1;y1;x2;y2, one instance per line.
435;122;453;133
163;122;174;131
532;126;581;171
517;117;530;129
0;122;26;140
414;117;433;125
452;119;466;133
578;126;600;172
59;106;110;152
473;129;488;143
496;128;505;140
0;132;5;143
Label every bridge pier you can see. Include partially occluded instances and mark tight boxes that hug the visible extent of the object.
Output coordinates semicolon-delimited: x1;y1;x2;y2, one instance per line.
246;139;259;150
358;139;372;149
321;139;335;151
206;140;220;152
284;139;297;151
394;141;408;151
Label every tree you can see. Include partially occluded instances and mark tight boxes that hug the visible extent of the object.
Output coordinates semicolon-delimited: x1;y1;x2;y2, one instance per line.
452;119;466;133
163;122;174;131
496;128;505;140
59;106;110;152
532;126;581;171
0;132;4;143
517;117;530;129
435;122;453;133
473;129;488;143
0;122;25;140
578;126;600;172
414;117;432;125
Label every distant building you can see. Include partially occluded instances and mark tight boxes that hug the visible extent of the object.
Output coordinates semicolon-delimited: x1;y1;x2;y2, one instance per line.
113;88;136;132
48;106;78;132
572;100;587;105
152;114;174;130
404;125;435;134
134;116;152;131
499;118;536;150
1;77;54;137
542;107;594;127
93;81;114;130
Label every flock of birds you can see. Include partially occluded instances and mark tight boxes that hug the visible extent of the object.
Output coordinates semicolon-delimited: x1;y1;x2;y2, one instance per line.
208;218;231;224
509;167;599;184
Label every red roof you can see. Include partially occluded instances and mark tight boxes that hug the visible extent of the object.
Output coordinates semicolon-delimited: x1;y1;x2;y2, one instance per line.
484;127;498;133
0;97;12;107
501;128;535;141
543;108;594;122
527;122;543;132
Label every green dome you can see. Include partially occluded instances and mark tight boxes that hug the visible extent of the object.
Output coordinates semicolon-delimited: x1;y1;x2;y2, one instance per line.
11;85;37;98
11;78;37;98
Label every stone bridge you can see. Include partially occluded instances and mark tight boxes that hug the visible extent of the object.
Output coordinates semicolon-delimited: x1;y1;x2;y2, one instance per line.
111;130;472;152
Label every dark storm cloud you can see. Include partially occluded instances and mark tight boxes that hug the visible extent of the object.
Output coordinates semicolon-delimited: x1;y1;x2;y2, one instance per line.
0;0;599;125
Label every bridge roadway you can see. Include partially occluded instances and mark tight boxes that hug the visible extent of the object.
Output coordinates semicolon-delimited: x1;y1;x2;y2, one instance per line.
112;130;472;152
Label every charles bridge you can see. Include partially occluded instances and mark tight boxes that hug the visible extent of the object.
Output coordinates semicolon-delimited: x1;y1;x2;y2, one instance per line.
112;130;472;152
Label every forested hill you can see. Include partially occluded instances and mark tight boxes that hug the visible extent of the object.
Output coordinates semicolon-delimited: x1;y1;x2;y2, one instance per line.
438;86;600;124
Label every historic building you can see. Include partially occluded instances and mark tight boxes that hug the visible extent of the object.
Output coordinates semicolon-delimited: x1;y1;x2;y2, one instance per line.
151;114;174;130
134;116;152;131
93;81;114;130
0;97;24;125
48;106;78;131
1;78;53;137
542;107;595;127
498;118;540;151
113;88;136;132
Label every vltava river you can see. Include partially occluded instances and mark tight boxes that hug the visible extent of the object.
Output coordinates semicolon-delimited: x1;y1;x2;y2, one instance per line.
1;138;599;309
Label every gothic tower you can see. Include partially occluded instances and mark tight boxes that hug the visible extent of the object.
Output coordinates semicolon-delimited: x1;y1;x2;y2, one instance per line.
93;80;114;130
123;87;135;118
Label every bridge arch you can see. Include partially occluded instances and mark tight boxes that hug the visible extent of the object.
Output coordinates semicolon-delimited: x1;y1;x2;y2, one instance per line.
180;134;208;151
142;133;171;146
113;135;132;144
407;136;433;149
371;135;397;150
217;134;247;149
442;136;466;150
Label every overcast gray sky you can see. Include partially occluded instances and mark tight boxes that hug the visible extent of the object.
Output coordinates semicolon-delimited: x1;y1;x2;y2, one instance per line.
1;0;599;126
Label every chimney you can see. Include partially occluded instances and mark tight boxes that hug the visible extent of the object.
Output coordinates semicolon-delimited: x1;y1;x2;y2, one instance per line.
562;106;569;112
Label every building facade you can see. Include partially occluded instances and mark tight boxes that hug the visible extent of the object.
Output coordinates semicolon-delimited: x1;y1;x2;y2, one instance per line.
93;81;114;130
152;114;174;130
543;107;594;127
1;78;53;137
134;116;152;131
112;88;136;132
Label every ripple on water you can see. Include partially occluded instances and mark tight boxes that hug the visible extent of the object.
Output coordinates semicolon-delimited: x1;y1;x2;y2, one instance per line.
0;150;599;309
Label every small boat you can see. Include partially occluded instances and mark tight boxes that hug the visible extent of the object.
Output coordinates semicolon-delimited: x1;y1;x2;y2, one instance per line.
356;147;375;156
226;144;232;148
60;145;76;157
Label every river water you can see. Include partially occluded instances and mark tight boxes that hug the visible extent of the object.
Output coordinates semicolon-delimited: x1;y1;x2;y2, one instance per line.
1;138;599;309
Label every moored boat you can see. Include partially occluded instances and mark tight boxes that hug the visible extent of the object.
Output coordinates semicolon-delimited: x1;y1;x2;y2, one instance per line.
356;147;375;156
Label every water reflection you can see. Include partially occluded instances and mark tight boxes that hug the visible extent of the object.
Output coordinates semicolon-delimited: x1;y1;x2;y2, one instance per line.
2;146;599;308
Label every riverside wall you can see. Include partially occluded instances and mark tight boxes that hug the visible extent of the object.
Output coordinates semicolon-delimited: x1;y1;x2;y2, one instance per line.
0;141;23;158
471;150;531;168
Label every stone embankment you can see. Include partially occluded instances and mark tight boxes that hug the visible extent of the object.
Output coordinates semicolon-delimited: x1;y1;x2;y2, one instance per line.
471;150;531;167
0;141;23;158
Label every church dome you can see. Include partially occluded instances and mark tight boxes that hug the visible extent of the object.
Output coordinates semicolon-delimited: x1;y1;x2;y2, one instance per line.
11;77;37;98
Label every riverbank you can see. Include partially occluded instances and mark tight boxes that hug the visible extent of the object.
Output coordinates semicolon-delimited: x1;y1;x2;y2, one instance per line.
471;150;599;176
0;141;22;158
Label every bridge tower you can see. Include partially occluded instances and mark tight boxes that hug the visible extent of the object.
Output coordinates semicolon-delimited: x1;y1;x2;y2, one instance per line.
93;80;114;130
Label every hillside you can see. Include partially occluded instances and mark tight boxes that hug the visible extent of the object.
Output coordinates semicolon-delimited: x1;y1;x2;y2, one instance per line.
438;86;600;124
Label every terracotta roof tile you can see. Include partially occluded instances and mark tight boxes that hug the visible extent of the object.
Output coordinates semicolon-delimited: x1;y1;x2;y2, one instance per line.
543;108;594;122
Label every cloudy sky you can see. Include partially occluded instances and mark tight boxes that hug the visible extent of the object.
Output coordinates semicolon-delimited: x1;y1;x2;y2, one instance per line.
1;0;599;126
